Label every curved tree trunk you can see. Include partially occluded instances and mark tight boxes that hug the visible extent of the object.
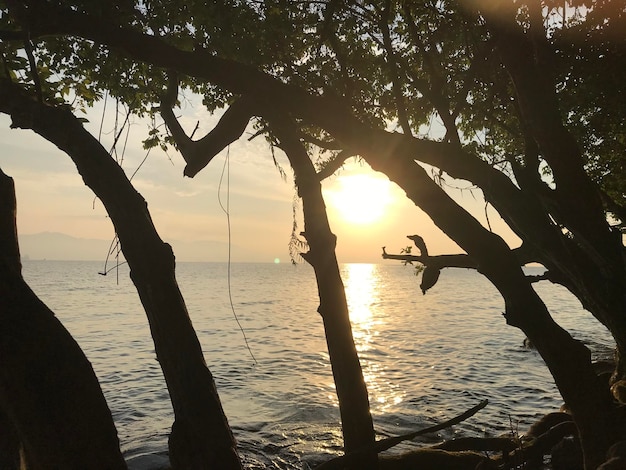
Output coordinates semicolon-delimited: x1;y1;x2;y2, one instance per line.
269;113;377;467
361;153;618;470
0;81;242;470
0;168;127;469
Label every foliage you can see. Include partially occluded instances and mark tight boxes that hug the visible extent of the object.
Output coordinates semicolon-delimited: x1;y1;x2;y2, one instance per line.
1;1;622;213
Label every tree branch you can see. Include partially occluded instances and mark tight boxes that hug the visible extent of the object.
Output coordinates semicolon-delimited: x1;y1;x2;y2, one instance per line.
23;32;42;103
382;248;478;269
479;2;614;262
268;110;377;463
0;77;242;468
316;150;353;181
299;131;342;150
160;75;256;177
314;399;488;470
380;0;412;135
382;241;536;271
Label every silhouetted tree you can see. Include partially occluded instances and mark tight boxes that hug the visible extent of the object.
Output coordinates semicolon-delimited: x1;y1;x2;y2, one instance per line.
0;168;127;469
1;1;624;468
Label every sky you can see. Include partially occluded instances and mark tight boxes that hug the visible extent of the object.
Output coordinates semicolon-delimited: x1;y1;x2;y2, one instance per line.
0;98;520;263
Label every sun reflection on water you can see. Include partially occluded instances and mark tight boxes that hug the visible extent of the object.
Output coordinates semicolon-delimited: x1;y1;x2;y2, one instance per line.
343;264;405;413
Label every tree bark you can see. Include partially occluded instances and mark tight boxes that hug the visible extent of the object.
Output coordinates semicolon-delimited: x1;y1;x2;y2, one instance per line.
268;113;377;466
0;407;21;470
0;81;242;470
0;168;127;469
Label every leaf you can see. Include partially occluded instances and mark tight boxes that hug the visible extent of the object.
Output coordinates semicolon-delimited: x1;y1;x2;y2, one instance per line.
420;266;441;295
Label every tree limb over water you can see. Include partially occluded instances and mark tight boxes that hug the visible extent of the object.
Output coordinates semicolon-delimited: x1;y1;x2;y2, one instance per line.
314;399;488;470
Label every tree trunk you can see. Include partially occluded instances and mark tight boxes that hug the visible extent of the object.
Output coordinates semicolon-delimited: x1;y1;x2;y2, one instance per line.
0;405;23;469
0;168;127;469
269;113;377;467
0;80;242;470
361;153;618;470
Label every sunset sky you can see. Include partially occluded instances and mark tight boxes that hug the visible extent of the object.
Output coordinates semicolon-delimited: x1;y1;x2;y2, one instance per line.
0;99;519;263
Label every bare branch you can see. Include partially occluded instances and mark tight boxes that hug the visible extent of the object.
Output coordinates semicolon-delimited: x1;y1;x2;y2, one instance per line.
316;150;353;181
160;74;256;177
381;247;477;269
382;240;536;271
314;399;488;470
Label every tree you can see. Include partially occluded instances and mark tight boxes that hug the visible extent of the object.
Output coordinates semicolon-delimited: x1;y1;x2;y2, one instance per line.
0;0;624;469
0;77;242;469
0;168;127;469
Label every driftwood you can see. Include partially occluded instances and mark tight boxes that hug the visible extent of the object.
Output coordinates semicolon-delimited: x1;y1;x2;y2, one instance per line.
314;399;488;470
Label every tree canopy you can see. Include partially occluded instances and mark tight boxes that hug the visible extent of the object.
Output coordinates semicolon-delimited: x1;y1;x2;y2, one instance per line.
2;1;624;201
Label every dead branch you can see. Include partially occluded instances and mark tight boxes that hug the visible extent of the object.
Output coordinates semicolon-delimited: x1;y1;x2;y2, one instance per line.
314;399;488;470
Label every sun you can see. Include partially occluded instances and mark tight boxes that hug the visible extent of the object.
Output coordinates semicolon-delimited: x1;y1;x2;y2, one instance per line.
326;174;393;225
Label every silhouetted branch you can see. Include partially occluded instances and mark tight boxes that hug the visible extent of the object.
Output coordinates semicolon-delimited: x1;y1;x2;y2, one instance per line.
382;247;477;269
434;436;516;453
0;77;243;468
314;399;488;470
316;150;353;181
23;32;42;103
382;237;536;271
160;73;256;177
380;0;412;135
299;131;342;150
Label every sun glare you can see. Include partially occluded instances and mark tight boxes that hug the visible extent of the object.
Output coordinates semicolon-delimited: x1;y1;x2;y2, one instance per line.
326;174;393;225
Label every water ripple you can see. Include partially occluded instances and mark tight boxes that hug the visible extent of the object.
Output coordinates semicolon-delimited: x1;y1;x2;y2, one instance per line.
21;261;614;469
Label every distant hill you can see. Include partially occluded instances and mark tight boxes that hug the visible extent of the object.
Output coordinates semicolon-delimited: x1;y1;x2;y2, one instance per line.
19;232;112;261
18;232;245;262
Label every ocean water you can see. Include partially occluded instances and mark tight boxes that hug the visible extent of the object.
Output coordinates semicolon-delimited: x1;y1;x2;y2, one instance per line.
20;260;614;469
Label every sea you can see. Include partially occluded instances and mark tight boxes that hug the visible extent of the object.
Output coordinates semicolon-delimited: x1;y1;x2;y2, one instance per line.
20;260;615;469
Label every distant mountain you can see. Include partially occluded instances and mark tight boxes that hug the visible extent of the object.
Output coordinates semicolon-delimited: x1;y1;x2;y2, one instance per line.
18;232;247;262
19;232;112;261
